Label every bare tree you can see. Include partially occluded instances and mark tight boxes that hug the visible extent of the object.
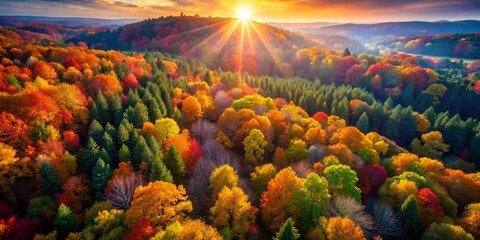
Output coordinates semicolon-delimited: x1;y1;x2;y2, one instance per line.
187;157;215;217
191;120;218;145
105;173;146;209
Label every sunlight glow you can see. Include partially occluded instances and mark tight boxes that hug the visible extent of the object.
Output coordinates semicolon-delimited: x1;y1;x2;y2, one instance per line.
237;8;252;21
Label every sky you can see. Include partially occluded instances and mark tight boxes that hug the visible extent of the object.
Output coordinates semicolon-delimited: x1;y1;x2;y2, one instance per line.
0;0;479;23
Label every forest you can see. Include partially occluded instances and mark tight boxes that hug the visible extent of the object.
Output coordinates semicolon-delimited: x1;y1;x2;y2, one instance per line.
0;16;480;240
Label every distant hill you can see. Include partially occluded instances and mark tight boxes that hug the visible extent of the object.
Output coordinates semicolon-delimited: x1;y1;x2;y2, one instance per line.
371;32;480;59
0;16;139;28
268;22;364;53
314;20;480;42
268;22;337;33
0;17;115;40
74;16;320;75
0;26;56;45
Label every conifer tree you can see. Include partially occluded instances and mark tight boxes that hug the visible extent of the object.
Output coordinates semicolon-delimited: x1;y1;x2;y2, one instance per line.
149;155;173;183
165;144;186;184
356;112;370;134
39;160;61;196
92;158;112;191
398;195;421;239
95;90;109;125
118;144;131;162
88;119;104;145
274;218;300;240
82;137;100;172
55;204;78;238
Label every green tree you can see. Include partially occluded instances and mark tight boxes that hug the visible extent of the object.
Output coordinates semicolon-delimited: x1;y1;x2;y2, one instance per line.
133;135;152;169
274;218;300;240
293;173;330;233
102;132;116;162
55;204;78;238
88;119;104;145
356;112;370;134
422;223;473;240
398;195;421;239
149;155;173;183
133;102;149;128
92;158;112;191
324;164;361;201
39;160;61;196
118;144;131;162
27;196;57;222
164;144;186;184
82;137;100;172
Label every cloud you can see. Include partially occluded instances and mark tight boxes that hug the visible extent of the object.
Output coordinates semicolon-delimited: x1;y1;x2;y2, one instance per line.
0;0;479;22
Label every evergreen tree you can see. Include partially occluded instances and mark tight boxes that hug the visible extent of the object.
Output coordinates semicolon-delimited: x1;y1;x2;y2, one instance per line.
88;119;104;145
98;148;112;166
133;135;153;169
55;204;78;238
147;135;162;157
104;123;117;143
399;83;414;106
398;195;421;239
95;90;109;125
356;112;370;134
127;89;141;108
39;160;61;196
108;93;123;127
274;218;300;240
102;132;116;162
149;155;173;183
145;97;163;122
164;144;186;184
118;144;131;162
133;102;149;128
91;158;112;191
171;109;186;129
117;123;130;147
81;137;100;172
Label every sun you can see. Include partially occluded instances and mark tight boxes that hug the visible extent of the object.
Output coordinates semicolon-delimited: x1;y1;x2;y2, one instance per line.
237;7;252;21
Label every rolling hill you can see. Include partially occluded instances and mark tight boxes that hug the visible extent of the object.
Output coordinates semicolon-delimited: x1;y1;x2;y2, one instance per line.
73;16;320;75
370;32;480;59
313;20;480;42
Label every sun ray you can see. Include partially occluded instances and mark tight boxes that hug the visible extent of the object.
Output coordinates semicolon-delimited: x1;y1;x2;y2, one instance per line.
185;19;238;59
250;22;287;76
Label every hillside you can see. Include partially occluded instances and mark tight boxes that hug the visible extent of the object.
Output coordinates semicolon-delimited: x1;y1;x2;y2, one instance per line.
371;32;480;59
312;20;480;42
0;16;139;28
73;16;319;75
0;17;113;40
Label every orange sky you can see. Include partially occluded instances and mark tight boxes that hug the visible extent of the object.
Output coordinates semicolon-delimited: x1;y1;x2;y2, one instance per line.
0;0;479;22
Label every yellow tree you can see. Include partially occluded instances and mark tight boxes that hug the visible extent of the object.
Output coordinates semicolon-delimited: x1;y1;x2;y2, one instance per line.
125;181;192;228
210;186;257;239
182;96;203;124
153;219;222;240
338;126;368;153
243;129;267;165
304;127;327;146
458;203;480;238
365;132;389;155
261;167;304;230
149;118;180;147
0;142;34;204
326;217;366;240
411;131;449;159
391;153;420;174
209;165;239;198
